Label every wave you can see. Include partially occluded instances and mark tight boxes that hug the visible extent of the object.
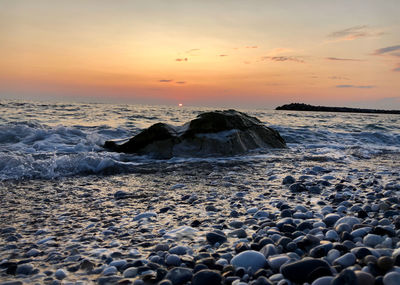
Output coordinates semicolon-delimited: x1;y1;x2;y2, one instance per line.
0;111;399;180
0;152;144;180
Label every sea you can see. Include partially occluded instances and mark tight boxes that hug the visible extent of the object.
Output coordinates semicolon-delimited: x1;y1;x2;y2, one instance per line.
0;99;399;181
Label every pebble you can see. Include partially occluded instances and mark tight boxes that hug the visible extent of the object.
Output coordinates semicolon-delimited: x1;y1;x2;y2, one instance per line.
311;276;334;285
114;190;128;199
333;253;356;268
331;269;357;285
260;244;278;258
123;267;138;278
133;212;157;221
354;271;375;285
325;230;339;241
268;255;290;271
363;234;383;247
166;254;181;266
334;216;360;228
98;276;123;285
55;269;67;280
165;267;193;285
254;210;270;219
231;250;267;272
206;231;227;244
109;259;127;269
103;266;118;276
282;176;296;185
383;271;400;285
323;214;340;227
377;256;393;271
25;248;40;257
280;258;331;283
169;246;188;255
16;263;34;275
192;269;222;285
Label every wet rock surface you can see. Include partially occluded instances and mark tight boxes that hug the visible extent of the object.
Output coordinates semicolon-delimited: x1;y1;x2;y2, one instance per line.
104;110;286;158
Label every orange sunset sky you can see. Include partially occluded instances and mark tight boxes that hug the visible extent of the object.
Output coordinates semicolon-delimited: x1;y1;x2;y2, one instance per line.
1;0;399;108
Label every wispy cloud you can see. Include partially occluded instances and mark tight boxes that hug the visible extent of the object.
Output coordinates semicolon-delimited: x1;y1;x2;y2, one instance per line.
176;58;188;62
267;48;294;56
159;79;186;84
328;25;384;42
326;57;361;61
185;49;200;55
245;46;258;49
329;76;350;80
261;56;304;63
372;45;400;72
373;45;400;55
336;84;374;88
219;54;228;57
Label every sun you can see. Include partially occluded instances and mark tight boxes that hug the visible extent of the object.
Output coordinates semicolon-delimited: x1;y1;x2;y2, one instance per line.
178;103;183;107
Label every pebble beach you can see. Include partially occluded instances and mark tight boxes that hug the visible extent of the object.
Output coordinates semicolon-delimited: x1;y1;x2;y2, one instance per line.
1;151;400;285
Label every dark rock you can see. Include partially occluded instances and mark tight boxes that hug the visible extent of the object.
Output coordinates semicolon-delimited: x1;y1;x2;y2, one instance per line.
308;186;322;194
206;231;227;244
114;190;129;199
191;220;202;227
205;205;218;212
104;110;286;158
280;258;331;283
1;262;17;275
330;269;358;285
229;229;247;238
372;226;396;237
281;209;292;218
289;183;307;193
306;266;332;283
282;176;295;185
235;242;250;253
377;256;393;272
165;267;193;285
80;259;95;272
192;270;222;285
297;221;313;231
193;264;208;273
309;243;333;258
323;214;341;227
15;263;34;275
97;276;123;285
351;247;372;259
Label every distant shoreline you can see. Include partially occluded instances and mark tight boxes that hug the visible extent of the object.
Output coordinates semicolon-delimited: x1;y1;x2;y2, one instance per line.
276;103;400;115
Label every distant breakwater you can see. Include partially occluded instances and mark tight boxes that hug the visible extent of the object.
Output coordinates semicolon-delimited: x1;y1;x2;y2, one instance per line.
276;103;400;115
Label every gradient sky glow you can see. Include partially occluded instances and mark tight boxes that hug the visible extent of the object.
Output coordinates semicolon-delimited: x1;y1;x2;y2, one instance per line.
1;0;399;108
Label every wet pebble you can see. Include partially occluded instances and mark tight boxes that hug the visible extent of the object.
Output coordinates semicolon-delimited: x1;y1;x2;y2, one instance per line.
231;250;267;272
192;269;222;285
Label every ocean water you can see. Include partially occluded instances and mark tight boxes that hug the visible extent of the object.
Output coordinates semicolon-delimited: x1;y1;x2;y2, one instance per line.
0;99;399;181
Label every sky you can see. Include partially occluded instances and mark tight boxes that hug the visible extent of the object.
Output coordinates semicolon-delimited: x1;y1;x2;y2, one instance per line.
1;0;399;108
